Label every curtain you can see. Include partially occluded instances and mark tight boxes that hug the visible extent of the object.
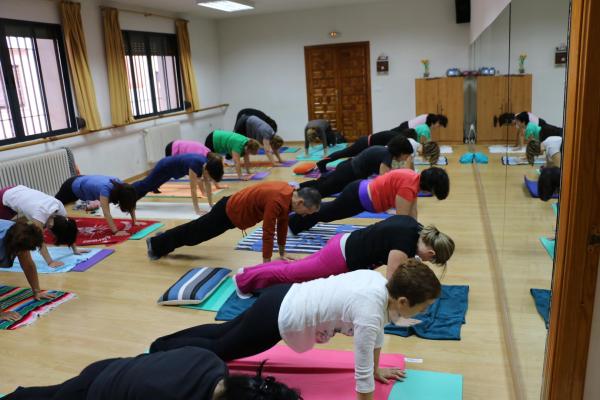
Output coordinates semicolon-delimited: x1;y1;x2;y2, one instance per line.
175;19;200;110
59;1;102;130
102;7;133;125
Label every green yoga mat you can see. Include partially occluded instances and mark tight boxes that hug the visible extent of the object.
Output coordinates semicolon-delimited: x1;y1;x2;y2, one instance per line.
388;369;463;400
552;203;558;216
182;277;235;312
539;237;556;260
129;223;165;240
296;143;348;160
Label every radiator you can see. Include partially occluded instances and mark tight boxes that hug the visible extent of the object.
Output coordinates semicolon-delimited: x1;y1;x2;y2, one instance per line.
0;147;77;195
143;122;181;164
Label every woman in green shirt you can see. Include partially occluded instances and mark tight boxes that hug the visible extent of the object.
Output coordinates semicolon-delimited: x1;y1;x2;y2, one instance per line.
414;124;432;144
205;130;260;180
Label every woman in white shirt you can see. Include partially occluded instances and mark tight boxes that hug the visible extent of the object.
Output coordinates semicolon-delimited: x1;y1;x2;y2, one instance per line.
0;185;85;267
150;260;441;400
526;136;562;168
404;139;440;169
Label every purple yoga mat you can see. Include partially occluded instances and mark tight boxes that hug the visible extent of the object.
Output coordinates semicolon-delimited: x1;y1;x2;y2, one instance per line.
71;249;115;272
251;171;271;180
277;160;297;167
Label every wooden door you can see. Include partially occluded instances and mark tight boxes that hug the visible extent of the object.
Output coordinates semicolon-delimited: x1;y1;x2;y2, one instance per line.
476;76;509;142
415;78;439;116
438;77;465;143
507;74;533;142
305;42;372;141
337;43;372;140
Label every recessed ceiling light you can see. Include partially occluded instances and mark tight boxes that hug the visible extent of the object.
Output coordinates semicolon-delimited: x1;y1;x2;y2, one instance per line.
197;1;254;12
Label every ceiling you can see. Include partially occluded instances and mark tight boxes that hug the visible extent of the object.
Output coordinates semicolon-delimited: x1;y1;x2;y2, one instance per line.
107;0;391;19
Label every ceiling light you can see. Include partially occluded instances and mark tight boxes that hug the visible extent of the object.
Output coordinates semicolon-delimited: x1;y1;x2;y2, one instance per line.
197;1;254;12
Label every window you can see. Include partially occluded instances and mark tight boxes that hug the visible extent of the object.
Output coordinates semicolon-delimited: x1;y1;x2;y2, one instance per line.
0;18;77;145
123;31;184;119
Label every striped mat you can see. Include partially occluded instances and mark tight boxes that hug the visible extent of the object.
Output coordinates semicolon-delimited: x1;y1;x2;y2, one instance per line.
158;267;231;305
235;223;363;254
0;286;76;330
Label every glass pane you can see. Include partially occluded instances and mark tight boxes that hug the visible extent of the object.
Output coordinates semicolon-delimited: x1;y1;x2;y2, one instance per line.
36;37;69;131
151;55;180;112
0;64;16;140
126;54;154;117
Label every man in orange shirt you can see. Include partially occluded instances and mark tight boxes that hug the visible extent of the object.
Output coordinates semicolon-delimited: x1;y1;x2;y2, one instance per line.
146;182;321;261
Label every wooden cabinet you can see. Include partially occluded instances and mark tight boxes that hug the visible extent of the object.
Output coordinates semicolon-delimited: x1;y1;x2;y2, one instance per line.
305;42;372;141
476;74;532;143
415;77;465;143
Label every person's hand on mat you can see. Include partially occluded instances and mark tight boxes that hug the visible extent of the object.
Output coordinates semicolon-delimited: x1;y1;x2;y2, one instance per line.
48;260;65;268
375;367;406;384
0;310;20;321
34;290;56;301
241;175;251;181
215;183;228;189
114;230;129;237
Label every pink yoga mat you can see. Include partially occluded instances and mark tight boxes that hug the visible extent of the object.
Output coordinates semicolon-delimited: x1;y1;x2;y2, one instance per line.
228;346;405;400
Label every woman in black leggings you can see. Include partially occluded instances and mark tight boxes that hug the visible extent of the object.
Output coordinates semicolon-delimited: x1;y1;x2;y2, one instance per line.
315;129;415;173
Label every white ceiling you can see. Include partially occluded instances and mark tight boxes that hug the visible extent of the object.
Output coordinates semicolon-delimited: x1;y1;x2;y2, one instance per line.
107;0;391;19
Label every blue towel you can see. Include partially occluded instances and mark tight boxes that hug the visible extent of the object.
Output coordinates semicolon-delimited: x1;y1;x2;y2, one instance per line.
539;237;556;260
474;152;488;164
459;153;474;164
530;288;551;329
385;285;469;340
215;292;257;321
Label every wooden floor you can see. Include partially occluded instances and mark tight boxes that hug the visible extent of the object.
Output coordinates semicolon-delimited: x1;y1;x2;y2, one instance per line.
0;143;554;399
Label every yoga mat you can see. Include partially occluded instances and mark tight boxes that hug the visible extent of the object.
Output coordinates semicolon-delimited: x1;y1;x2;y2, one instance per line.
388;369;463;400
414;156;448;166
257;146;300;154
182;277;236;312
530;288;551;329
539;237;556;260
296;143;348;160
385;285;469;340
0;286;76;330
110;202;211;220
439;145;453;154
221;171;270;181
44;217;161;246
129;223;165;240
246;160;297;167
5;247;113;274
354;211;394;219
216;291;258;321
228;346;405;400
552;202;559;216
235;223;364;254
524;176;559;199
145;182;225;199
294;159;347;177
502;155;545;165
489;145;526;154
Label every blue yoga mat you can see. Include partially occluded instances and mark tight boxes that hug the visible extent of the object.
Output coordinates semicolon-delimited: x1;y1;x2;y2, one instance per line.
539;237;555;260
215;292;257;321
296;143;348;160
385;285;469;340
389;369;463;400
524;176;559;199
7;247;111;274
530;288;551;329
257;146;300;155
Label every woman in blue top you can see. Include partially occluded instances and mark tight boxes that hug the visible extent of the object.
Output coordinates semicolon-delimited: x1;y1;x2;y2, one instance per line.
0;219;54;322
55;176;137;236
132;153;224;214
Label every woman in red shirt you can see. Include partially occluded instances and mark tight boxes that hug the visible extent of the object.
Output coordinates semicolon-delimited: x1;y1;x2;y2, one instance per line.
288;168;449;234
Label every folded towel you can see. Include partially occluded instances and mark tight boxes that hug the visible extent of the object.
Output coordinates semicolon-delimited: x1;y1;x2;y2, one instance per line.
530;288;551;328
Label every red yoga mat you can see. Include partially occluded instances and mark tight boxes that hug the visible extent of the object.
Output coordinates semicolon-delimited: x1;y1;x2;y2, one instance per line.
44;217;159;246
228;346;405;400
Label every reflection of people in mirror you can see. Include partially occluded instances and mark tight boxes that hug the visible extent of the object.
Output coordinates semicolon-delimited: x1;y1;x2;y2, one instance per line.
391;113;448;144
526;136;562;168
537;167;561;202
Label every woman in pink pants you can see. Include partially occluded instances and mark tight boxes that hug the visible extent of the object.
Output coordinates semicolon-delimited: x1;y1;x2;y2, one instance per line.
234;215;454;297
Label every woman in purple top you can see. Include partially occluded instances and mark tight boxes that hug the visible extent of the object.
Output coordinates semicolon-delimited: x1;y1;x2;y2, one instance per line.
55;175;137;236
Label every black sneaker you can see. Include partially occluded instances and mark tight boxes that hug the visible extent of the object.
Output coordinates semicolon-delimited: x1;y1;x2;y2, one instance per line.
146;237;159;260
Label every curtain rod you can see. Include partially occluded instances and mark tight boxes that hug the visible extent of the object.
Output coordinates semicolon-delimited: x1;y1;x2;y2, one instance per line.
99;5;187;22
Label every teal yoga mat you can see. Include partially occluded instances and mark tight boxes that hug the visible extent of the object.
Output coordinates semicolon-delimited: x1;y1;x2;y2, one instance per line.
129;223;165;240
388;369;463;400
182;277;235;312
296;143;348;160
539;237;555;260
552;203;558;216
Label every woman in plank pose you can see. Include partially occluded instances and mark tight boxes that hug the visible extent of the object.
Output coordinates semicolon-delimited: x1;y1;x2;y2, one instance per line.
205;130;260;181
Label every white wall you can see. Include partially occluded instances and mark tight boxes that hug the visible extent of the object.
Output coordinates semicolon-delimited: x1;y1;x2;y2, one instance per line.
584;259;600;399
471;0;569;127
470;0;511;43
216;0;470;140
0;0;224;180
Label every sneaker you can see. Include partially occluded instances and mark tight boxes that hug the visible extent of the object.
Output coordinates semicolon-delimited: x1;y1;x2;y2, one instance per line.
146;237;159;261
232;273;252;299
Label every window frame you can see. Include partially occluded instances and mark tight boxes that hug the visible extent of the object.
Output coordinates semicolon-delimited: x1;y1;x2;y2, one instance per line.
122;30;185;120
0;18;77;146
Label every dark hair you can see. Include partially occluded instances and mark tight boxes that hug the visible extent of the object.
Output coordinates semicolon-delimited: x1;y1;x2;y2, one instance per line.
419;167;449;200
386;259;442;306
538;167;561;201
437;114;448;127
206;152;225;182
5;219;43;261
425;114;438;126
109;180;137;213
498;113;515;126
387;134;414;157
50;216;77;246
515;111;530;124
296;187;321;209
216;361;302;400
526;140;542;165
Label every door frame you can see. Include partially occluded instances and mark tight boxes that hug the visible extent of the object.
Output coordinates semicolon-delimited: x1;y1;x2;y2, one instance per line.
304;41;373;138
543;0;600;398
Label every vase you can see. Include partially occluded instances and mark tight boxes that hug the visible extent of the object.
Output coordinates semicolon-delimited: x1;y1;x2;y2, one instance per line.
423;66;430;78
518;67;525;74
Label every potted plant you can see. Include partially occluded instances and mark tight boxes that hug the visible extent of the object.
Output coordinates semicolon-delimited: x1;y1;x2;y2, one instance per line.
421;59;430;78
